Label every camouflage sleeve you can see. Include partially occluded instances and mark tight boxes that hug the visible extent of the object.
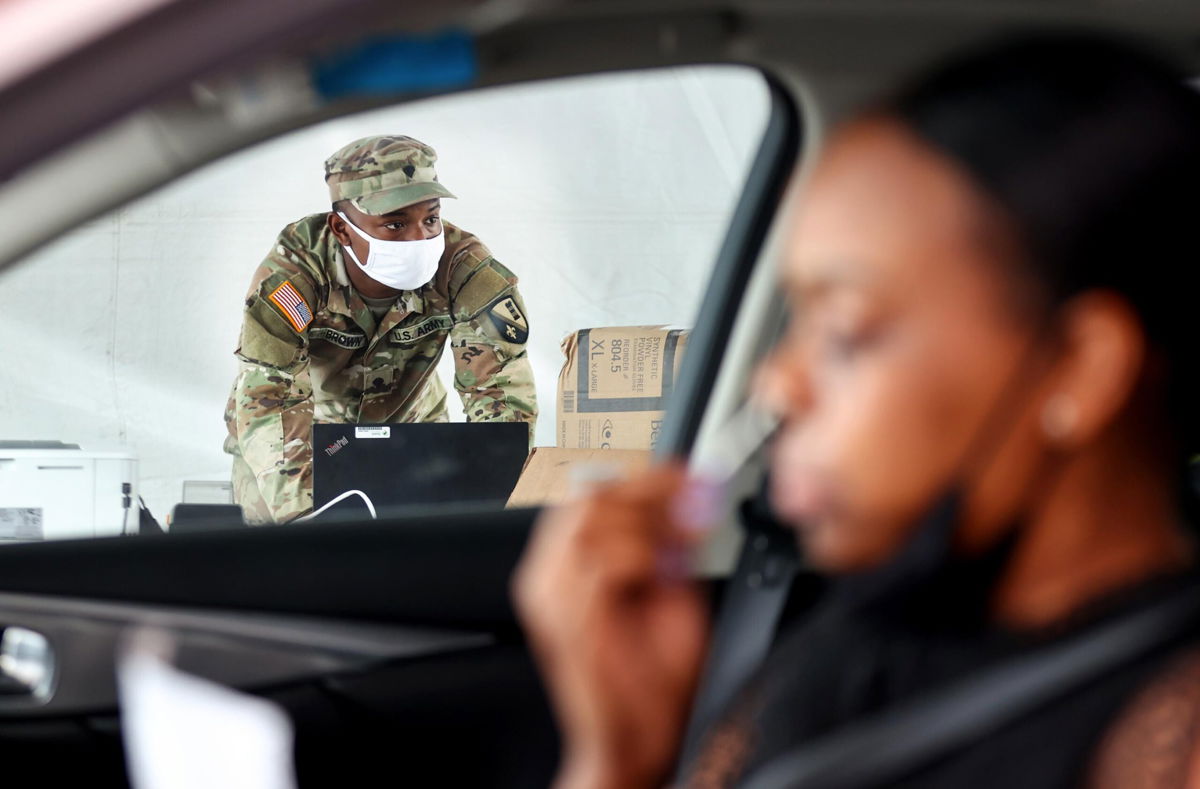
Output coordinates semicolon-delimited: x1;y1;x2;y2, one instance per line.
448;258;538;441
228;261;320;523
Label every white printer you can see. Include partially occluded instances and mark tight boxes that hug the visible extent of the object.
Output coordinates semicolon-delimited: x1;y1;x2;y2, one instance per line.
0;442;137;542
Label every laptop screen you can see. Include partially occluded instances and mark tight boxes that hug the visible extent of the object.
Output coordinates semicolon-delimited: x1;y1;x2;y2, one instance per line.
311;422;529;519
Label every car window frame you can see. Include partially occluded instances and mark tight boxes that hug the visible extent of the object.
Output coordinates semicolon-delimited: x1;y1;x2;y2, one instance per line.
1;64;798;533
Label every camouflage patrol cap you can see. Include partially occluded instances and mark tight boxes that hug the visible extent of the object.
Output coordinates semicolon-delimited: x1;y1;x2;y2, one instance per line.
324;135;455;215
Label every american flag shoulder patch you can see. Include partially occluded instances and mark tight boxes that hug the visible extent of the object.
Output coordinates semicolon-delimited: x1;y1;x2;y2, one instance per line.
267;281;313;333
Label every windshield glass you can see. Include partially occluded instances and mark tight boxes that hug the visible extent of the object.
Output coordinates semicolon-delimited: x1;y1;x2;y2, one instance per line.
0;65;770;537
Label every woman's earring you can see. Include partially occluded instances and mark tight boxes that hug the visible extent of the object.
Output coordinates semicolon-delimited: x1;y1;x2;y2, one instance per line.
1041;395;1078;443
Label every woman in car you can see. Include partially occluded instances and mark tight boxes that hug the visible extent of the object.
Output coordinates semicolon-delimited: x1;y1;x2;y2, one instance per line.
515;35;1200;788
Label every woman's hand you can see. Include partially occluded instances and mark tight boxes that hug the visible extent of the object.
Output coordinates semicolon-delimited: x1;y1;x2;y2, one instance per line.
513;465;716;789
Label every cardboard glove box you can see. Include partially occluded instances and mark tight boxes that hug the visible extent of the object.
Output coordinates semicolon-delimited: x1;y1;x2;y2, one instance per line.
556;325;689;451
507;326;689;508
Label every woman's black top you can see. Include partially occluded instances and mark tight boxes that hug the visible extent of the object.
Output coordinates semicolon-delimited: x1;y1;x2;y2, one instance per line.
688;565;1200;788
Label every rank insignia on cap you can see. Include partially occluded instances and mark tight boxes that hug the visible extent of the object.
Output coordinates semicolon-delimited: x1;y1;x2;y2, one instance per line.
268;281;313;333
487;296;528;344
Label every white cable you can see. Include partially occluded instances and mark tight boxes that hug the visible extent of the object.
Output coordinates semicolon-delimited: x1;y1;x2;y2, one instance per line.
296;489;377;521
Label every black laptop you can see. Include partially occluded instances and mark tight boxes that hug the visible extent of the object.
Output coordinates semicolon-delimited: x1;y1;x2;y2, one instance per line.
310;422;529;519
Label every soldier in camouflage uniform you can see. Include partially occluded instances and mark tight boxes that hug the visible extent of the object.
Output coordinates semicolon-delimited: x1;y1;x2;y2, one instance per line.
224;135;537;523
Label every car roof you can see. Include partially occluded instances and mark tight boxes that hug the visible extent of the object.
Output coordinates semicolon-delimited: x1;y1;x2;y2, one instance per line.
0;0;180;91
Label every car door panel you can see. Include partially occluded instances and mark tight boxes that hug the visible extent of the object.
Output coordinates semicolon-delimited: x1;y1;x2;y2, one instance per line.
0;506;558;787
0;507;537;628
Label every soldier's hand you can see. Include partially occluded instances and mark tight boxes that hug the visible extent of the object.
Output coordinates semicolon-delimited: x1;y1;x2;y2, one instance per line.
513;464;715;789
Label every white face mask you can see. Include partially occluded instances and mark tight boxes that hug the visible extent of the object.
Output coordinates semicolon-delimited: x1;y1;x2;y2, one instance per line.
338;211;444;291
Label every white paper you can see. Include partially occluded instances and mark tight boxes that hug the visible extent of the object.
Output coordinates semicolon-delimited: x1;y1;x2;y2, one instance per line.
117;630;297;789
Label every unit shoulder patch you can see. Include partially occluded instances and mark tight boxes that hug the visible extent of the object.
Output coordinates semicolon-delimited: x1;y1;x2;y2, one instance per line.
267;281;314;333
487;295;529;344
